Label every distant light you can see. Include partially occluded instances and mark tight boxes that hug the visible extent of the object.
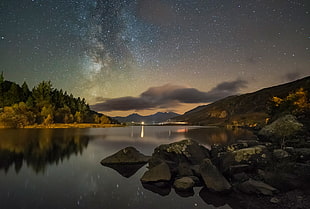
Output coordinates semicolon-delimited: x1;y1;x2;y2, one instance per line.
141;122;144;125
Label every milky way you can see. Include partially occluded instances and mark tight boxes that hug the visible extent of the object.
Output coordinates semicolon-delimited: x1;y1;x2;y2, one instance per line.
0;0;309;116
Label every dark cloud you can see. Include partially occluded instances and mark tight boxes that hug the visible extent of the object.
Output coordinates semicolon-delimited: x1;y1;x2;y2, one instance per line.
283;72;300;82
91;79;248;111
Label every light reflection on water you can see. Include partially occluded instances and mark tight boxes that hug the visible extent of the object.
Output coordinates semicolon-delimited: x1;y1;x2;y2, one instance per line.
0;126;255;209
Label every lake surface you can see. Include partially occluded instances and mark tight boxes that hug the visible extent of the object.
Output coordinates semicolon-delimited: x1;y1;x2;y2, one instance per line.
0;126;256;209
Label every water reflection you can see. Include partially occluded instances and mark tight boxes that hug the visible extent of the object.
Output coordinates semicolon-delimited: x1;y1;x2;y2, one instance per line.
104;163;146;178
140;125;144;138
185;127;256;148
0;129;90;173
0;126;257;209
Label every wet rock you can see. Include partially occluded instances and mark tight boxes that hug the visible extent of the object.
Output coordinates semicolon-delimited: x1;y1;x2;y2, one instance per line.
149;139;210;169
237;178;278;196
199;159;232;192
173;177;195;191
273;149;290;160
140;162;171;183
101;147;150;165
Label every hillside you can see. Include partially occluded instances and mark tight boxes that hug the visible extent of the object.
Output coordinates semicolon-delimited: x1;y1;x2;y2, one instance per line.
113;112;180;124
173;76;310;126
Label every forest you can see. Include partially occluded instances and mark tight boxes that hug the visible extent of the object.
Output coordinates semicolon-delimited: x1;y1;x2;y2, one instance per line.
0;72;115;128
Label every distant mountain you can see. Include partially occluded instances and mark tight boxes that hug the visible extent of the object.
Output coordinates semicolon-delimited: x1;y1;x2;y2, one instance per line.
173;76;310;126
113;112;180;124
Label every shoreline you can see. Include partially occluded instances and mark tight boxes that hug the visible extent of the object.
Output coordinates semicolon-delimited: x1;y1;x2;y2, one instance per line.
0;123;124;129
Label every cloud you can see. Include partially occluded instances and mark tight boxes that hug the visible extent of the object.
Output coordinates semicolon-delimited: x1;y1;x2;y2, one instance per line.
91;79;248;111
283;72;300;82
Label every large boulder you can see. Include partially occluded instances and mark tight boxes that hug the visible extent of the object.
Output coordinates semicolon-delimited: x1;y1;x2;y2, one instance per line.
219;145;271;172
101;147;150;165
237;178;278;196
259;114;303;142
140;162;171;183
199;159;231;192
148;139;210;170
173;177;195;191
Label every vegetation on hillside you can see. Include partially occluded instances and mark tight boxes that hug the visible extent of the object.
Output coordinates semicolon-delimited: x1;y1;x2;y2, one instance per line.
173;76;310;127
268;88;310;122
0;72;116;128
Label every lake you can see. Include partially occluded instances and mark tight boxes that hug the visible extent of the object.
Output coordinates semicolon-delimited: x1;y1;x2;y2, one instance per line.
0;126;256;209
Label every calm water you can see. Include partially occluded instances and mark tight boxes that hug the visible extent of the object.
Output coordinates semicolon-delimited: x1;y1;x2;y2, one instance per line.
0;126;256;209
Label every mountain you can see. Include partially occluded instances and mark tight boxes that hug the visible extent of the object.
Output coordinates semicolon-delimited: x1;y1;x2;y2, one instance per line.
113;112;180;124
173;76;310;126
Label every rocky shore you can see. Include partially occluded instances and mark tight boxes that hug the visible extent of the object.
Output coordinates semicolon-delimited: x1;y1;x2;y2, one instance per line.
101;116;310;208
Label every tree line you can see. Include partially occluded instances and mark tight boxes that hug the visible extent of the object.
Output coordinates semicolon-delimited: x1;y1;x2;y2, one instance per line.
0;72;115;128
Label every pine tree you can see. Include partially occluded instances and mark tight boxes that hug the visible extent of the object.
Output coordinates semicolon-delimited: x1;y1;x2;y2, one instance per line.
0;71;4;83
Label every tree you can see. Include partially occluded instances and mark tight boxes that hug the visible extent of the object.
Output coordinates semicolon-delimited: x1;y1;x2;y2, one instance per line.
32;81;53;108
43;114;53;126
268;88;310;119
99;115;111;124
0;71;3;83
40;105;54;124
21;81;30;101
7;83;21;105
74;111;83;123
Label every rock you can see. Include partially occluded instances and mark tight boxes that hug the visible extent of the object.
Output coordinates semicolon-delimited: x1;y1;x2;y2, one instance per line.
258;114;303;142
101;147;150;165
270;197;280;204
260;171;302;191
295;148;310;161
177;162;194;177
284;146;295;154
149;139;210;169
175;189;194;197
236;139;261;147
140;162;171;183
293;163;310;179
228;164;250;175
237;178;278;196
199;159;232;192
173;177;195;191
219;145;271;172
273;149;290;160
226;140;259;151
210;144;226;159
142;182;171;196
103;163;146;178
232;172;249;182
187;176;202;186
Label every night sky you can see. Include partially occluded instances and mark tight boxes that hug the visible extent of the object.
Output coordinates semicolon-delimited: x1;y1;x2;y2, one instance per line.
0;0;309;116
